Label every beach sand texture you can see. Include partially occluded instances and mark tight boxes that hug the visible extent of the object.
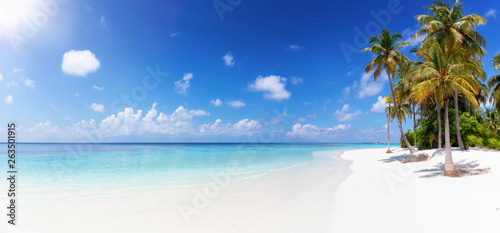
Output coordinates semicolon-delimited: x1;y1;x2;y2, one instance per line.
332;147;500;233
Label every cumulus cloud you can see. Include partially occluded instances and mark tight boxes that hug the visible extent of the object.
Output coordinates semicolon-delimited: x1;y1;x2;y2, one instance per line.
485;9;497;19
248;75;291;101
175;73;193;95
371;96;388;113
211;99;223;106
227;100;246;108
62;50;100;76
355;72;387;99
333;104;362;122
291;77;304;85
24;78;35;88
289;44;304;51
92;85;104;91
4;95;13;104
90;103;105;113
199;118;262;136
222;52;235;67
286;123;350;137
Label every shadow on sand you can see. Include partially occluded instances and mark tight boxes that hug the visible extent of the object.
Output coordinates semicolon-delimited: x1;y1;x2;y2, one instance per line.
415;159;483;178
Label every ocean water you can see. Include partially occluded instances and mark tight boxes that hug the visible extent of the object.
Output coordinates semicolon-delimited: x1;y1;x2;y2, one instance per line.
16;143;386;199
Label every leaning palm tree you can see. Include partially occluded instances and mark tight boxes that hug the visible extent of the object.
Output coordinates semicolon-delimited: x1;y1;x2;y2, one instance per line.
395;61;419;147
413;39;483;176
413;0;487;150
384;96;393;153
362;28;418;156
488;53;500;110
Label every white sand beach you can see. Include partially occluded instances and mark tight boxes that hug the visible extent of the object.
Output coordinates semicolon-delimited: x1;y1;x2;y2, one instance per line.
5;150;349;233
331;147;500;233
4;147;500;233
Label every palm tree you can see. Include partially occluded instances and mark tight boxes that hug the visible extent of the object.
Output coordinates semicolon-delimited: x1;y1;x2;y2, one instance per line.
384;96;393;153
413;39;483;175
488;54;500;110
484;108;500;133
395;61;419;147
413;0;487;151
362;28;418;156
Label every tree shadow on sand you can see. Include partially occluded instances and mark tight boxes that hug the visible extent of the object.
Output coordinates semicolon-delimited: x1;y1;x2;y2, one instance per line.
379;154;408;163
416;159;489;178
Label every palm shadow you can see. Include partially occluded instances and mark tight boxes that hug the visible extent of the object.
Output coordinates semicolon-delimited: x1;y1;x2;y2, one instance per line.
379;154;408;163
415;159;482;178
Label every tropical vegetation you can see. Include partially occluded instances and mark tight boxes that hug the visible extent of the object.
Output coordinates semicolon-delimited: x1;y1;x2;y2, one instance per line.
362;0;500;176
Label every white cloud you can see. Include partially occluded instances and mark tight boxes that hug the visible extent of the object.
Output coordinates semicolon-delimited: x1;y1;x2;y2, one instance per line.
92;85;104;91
402;27;425;47
333;104;362;122
307;114;317;118
286;123;350;138
485;9;497;19
90;103;105;113
75;92;80;97
24;78;35;88
289;44;304;51
211;99;223;107
62;50;100;76
291;77;304;85
4;95;13;104
297;117;306;122
174;73;193;95
227;100;246;108
50;104;61;112
248;75;291;101
371;96;388;113
0;73;3;82
200;118;262;136
6;80;18;87
355;72;387;99
170;31;180;37
100;16;106;28
222;52;235;67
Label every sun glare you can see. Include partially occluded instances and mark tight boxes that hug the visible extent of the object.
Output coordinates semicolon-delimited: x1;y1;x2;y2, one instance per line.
0;0;38;32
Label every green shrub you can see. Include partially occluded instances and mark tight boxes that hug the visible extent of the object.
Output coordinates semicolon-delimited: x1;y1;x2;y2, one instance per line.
487;138;500;150
466;135;483;147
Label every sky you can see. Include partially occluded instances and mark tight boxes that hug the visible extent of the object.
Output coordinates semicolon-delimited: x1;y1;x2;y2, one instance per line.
0;0;498;143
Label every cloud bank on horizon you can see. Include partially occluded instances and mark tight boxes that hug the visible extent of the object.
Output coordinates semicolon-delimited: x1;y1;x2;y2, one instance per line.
1;0;497;142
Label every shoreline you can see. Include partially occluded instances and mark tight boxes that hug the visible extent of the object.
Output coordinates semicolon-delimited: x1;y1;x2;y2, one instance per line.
331;147;500;233
5;148;354;233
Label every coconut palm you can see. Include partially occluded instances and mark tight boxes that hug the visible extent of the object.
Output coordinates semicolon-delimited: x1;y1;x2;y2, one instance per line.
413;39;483;175
362;28;418;155
483;108;500;133
488;54;500;110
395;61;419;147
384;96;393;153
413;0;487;151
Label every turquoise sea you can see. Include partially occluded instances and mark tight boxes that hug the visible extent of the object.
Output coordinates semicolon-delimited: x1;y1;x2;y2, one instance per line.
16;143;386;199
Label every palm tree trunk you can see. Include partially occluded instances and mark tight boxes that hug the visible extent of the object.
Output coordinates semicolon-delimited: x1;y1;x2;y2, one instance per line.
388;74;417;155
443;85;455;172
412;102;417;147
454;89;465;150
435;92;442;149
387;101;392;153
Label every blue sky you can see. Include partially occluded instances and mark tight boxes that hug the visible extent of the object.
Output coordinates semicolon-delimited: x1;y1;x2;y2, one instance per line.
0;0;498;142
